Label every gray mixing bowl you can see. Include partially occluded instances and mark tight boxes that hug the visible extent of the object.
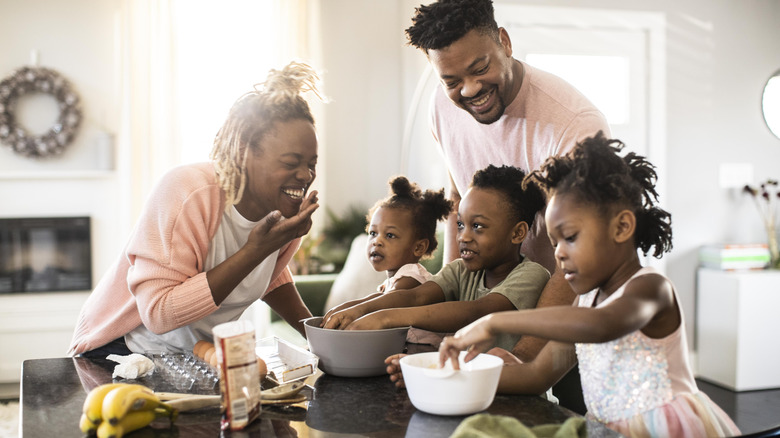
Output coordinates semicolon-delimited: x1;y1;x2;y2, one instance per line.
303;316;409;377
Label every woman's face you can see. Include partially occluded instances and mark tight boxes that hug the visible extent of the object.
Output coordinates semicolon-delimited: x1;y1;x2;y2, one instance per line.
238;118;318;221
366;206;425;276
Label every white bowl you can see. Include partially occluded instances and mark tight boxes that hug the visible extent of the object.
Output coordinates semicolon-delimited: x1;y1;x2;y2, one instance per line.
400;351;503;416
303;316;409;377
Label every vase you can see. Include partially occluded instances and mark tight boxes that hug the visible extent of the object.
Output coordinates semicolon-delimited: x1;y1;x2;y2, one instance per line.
768;225;780;270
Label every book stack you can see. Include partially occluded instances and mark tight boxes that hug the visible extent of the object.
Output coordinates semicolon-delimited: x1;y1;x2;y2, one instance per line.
699;244;770;270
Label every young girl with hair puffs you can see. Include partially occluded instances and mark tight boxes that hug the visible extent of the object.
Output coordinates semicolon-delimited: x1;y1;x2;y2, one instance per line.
69;62;324;357
322;165;550;356
323;175;453;344
437;133;740;438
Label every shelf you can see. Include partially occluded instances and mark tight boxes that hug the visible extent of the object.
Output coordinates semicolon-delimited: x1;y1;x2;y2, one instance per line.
0;170;115;180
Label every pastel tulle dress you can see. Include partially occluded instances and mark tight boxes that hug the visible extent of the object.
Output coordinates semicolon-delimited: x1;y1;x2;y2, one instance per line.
575;267;741;438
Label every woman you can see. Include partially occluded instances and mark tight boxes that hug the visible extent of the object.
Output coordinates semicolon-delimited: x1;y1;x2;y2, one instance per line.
69;61;324;357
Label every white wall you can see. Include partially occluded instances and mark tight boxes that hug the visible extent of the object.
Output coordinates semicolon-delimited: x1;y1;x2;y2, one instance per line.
1;0;779;365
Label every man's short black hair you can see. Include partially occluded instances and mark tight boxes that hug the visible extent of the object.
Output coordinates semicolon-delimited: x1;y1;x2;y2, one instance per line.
406;0;499;53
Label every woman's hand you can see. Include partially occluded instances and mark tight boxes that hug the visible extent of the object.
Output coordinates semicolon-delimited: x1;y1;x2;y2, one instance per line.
207;191;319;306
438;315;497;369
384;354;407;389
246;191;319;260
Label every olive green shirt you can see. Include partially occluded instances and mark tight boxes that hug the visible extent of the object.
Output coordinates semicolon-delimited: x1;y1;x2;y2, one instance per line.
430;258;550;350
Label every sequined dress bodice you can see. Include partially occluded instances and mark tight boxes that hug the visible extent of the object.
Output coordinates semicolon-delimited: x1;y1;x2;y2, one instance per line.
575;267;696;423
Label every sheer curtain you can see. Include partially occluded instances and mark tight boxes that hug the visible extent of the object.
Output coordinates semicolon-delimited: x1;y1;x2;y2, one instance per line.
115;0;321;338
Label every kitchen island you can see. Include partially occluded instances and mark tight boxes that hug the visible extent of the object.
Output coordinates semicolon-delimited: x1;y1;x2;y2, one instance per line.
21;357;621;437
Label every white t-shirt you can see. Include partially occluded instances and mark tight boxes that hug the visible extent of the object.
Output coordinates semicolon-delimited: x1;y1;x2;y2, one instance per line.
125;206;279;353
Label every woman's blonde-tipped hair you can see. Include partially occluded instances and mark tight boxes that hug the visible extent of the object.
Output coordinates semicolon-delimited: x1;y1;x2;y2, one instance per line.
211;61;325;207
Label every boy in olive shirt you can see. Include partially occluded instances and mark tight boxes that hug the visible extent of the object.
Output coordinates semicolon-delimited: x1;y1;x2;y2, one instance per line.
322;165;550;352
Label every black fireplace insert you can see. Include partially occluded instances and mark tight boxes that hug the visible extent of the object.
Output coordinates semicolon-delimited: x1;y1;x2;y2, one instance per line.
0;216;92;293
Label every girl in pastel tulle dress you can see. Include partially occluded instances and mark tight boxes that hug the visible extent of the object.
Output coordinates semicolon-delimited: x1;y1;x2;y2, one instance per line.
438;132;740;438
323;176;453;344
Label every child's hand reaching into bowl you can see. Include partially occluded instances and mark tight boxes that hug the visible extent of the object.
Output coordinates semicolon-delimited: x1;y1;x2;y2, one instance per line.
385;354;407;388
321;306;364;330
438;315;498;369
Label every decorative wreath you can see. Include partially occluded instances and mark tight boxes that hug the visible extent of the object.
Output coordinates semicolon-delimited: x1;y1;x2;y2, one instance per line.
0;66;82;158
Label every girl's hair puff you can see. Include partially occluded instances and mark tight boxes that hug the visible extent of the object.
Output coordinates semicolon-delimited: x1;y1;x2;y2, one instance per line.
211;61;326;207
368;176;454;256
526;131;673;258
471;165;546;228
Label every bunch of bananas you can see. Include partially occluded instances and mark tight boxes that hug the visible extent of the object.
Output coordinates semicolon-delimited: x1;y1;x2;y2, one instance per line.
79;383;177;438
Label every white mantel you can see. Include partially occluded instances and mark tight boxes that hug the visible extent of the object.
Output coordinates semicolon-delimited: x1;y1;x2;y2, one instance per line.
0;291;89;383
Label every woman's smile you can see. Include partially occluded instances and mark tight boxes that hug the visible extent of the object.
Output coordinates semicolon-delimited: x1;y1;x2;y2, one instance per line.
282;186;306;200
239;118;318;221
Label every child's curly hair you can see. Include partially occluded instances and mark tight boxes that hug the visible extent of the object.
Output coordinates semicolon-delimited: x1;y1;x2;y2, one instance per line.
526;131;673;258
405;0;499;53
470;165;546;228
211;61;326;207
368;176;454;256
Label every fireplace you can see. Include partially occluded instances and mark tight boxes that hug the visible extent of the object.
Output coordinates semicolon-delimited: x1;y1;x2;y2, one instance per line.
0;216;92;293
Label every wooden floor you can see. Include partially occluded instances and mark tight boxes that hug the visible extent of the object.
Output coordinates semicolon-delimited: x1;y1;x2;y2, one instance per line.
696;378;780;435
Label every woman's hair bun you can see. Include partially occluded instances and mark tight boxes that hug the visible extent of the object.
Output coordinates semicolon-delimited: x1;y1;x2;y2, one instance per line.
257;61;326;104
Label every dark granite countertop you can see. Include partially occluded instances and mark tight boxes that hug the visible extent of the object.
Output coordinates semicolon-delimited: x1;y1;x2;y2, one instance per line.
21;357;622;437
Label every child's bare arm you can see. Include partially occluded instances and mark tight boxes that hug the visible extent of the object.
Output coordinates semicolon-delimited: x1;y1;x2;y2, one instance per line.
321;281;445;329
322;293;383;321
511;270;575;362
386;276;422;292
322;276;422;322
442;272;676;348
347;292;515;332
438;317;576;395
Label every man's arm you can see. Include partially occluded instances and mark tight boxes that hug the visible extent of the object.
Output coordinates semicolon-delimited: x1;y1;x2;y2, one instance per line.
510;269;576;362
442;173;461;264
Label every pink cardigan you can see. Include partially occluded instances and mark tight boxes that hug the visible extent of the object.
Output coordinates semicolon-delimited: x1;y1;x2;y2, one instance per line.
68;162;299;355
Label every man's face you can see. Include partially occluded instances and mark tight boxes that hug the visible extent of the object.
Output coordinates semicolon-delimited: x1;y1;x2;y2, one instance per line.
427;28;518;124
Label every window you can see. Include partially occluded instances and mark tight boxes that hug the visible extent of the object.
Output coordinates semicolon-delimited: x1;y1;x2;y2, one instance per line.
172;0;277;165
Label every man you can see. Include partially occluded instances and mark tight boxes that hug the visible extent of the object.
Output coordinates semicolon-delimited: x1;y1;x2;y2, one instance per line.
406;0;611;414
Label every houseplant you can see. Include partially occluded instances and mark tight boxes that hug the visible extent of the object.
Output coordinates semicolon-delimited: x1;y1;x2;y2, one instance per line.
288;204;368;275
744;179;780;269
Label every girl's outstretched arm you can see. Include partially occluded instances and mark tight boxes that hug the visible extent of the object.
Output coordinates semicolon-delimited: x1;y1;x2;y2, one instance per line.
322;276;423;322
345;292;514;332
456;272;676;347
321;281;445;329
439;323;576;395
322;293;383;322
